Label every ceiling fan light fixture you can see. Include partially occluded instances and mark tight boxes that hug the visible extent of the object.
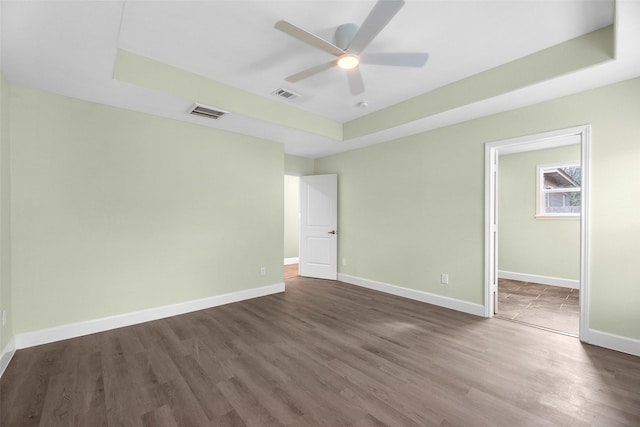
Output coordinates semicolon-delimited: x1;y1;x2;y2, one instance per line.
337;54;360;70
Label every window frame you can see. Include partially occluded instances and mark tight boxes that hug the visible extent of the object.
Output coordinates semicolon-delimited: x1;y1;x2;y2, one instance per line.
535;161;581;219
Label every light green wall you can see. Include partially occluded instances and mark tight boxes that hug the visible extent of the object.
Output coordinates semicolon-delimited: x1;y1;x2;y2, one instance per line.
284;154;315;176
316;127;486;305
4;72;640;345
0;73;13;351
315;77;640;340
284;175;299;259
10;86;284;334
498;145;581;280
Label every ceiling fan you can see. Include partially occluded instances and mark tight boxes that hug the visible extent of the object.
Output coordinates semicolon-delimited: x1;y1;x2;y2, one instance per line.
274;0;428;96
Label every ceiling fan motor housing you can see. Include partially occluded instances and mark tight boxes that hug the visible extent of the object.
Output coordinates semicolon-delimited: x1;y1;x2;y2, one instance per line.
335;23;359;50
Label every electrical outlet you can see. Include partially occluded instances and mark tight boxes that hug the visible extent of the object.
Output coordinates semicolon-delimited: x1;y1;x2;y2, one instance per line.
341;257;347;266
1;310;6;327
440;273;449;285
260;267;267;276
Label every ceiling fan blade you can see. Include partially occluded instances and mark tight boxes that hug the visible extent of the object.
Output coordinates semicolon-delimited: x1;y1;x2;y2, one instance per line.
348;0;405;54
360;52;429;67
275;20;345;57
285;60;337;83
346;68;365;95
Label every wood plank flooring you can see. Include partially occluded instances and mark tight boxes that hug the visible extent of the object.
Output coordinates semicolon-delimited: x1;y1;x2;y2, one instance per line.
2;276;640;426
283;264;298;280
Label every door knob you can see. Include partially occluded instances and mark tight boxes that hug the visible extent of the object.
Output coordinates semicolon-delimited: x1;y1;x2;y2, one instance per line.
328;230;336;235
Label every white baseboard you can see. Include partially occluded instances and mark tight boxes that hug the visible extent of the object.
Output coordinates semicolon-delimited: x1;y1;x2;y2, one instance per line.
581;328;640;357
498;270;580;289
0;336;16;378
337;274;640;357
284;257;299;265
338;273;485;317
15;283;285;350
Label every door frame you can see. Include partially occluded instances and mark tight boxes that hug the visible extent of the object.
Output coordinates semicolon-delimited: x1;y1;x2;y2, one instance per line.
484;125;591;339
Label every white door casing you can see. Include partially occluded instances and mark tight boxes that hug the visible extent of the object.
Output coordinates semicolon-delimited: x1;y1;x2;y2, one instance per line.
484;125;590;340
299;174;338;280
492;155;499;314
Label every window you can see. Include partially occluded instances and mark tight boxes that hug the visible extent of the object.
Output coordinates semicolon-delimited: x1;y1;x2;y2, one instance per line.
536;162;581;218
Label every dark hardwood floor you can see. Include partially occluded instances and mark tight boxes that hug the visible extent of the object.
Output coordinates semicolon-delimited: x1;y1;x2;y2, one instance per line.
2;275;639;426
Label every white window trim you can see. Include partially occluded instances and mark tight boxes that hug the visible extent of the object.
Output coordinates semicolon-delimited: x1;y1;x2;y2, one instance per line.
535;161;581;219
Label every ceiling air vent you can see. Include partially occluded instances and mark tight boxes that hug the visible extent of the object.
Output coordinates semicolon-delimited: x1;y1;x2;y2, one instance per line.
189;103;228;120
272;88;301;102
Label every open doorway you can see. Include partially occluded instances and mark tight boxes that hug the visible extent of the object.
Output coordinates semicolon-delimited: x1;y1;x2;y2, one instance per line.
496;145;581;335
284;174;300;278
485;126;590;342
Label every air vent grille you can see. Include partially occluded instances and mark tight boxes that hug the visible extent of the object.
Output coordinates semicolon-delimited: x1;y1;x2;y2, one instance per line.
272;88;301;102
189;103;228;120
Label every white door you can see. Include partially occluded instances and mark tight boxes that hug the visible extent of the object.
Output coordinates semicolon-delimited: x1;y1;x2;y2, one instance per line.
299;174;337;280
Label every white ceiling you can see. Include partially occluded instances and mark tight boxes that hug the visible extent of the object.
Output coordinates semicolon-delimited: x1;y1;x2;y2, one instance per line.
2;0;639;158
